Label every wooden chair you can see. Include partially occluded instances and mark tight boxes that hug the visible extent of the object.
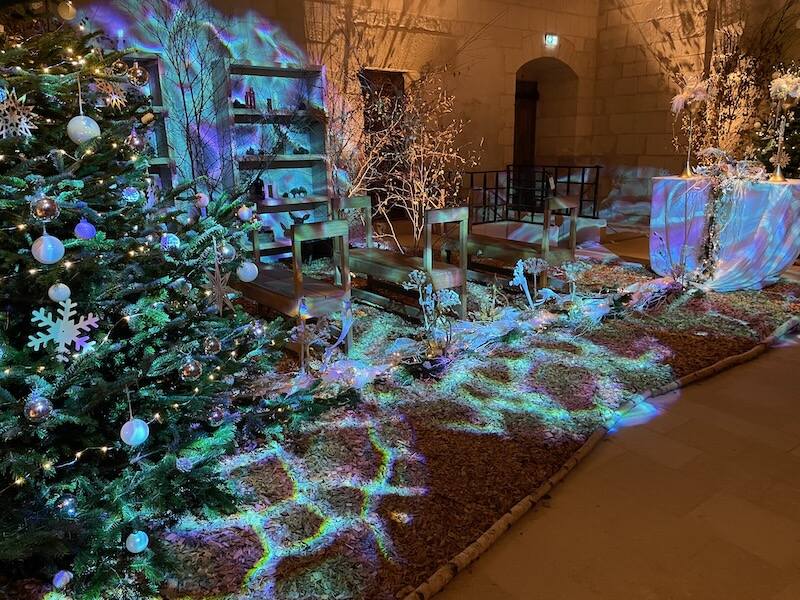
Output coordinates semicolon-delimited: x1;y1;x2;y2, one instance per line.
250;196;332;262
334;196;468;319
235;218;352;352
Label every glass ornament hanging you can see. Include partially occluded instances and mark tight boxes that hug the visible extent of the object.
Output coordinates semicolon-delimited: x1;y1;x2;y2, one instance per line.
73;217;97;240
67;76;100;145
55;493;79;519
180;359;202;381
127;62;149;87
29;195;60;221
125;531;149;553
110;58;128;76
24;394;53;422
48;283;71;302
120;418;149;446
31;230;65;264
203;336;221;355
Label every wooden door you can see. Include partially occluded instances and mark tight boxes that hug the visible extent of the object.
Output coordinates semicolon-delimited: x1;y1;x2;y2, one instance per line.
513;80;538;166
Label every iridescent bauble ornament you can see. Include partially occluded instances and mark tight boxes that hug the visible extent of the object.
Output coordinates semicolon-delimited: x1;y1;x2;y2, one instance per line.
67;115;101;145
125;530;149;553
55;493;79;519
121;186;141;204
180;359;202;381
48;283;71;302
127;62;149;87
24;394;53;423
30;196;60;221
236;261;259;283
56;0;76;20
31;233;65;264
52;570;73;589
160;233;181;251
194;192;210;208
218;242;237;262
110;58;128;76
74;217;97;240
203;336;221;355
208;406;226;426
120;418;149;446
237;205;253;221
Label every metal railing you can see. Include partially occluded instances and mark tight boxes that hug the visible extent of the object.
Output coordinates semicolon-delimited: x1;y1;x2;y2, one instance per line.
463;164;602;224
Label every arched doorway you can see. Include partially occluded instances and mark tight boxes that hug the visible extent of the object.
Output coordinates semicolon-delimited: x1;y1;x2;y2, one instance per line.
513;57;579;165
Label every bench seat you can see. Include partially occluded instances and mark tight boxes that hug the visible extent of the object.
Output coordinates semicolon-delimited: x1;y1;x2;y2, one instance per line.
349;247;464;290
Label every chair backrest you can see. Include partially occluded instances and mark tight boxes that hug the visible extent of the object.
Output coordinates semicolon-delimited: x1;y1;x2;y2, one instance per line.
251;196;332;262
290;219;350;301
423;206;469;274
333;195;372;249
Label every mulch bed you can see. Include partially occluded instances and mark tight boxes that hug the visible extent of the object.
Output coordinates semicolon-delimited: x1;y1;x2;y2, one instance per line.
11;264;800;600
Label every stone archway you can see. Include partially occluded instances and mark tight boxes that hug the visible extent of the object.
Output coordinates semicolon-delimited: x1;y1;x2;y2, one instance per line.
513;57;579;165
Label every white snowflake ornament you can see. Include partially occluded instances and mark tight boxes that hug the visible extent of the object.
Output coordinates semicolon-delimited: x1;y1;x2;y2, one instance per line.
28;299;99;362
0;88;39;139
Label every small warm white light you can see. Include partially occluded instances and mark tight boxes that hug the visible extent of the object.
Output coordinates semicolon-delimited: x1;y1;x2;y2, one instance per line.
544;33;559;48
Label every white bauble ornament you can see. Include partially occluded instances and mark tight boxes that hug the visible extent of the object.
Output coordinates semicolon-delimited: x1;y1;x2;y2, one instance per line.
120;418;149;446
125;531;149;553
236;261;259;283
52;570;73;589
48;283;71;302
31;233;65;264
67;115;101;145
237;205;253;221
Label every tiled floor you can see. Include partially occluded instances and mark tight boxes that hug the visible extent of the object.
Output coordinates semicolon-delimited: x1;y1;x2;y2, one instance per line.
436;333;800;600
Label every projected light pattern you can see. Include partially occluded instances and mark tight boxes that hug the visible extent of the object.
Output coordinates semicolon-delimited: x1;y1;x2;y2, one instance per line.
168;410;426;597
82;1;312;192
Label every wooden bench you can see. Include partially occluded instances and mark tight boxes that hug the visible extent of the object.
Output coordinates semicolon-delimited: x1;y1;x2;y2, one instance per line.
334;196;468;319
442;175;579;282
235;218;352;356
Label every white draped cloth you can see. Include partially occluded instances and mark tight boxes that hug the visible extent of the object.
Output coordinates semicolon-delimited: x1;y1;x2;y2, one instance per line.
649;176;800;291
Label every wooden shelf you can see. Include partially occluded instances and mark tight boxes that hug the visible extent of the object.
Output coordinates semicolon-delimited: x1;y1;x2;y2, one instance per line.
229;62;323;79
148;156;174;167
232;108;324;125
238;154;327;169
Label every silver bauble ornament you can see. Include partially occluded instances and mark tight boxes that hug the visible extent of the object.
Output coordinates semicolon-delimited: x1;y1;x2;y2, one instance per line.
24;394;53;422
218;242;237;262
67;115;101;145
120;418;149;446
31;233;65;264
180;359;202;381
127;62;149;87
125;530;149;553
203;336;221;355
55;493;79;519
48;283;71;302
236;261;259;283
30;196;60;221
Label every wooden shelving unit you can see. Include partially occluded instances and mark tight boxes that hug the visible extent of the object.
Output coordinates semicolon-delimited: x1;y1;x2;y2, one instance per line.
125;52;174;190
214;60;330;199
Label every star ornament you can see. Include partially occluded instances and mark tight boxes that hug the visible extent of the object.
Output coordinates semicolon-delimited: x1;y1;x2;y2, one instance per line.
202;255;236;316
0;88;39;139
770;149;790;169
95;79;127;111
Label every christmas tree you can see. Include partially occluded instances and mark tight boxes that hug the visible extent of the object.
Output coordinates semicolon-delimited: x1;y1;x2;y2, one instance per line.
0;25;281;597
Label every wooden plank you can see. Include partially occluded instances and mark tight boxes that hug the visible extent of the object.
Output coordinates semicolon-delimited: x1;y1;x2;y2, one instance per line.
229;62;323;78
